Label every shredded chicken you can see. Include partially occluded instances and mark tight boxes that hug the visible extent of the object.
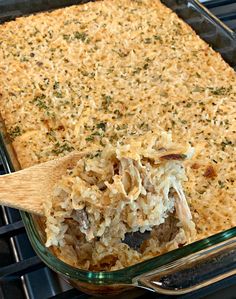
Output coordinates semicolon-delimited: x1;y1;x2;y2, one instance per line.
45;131;196;269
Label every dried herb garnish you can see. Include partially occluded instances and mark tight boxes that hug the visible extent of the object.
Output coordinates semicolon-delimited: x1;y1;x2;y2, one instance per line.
96;122;106;131
63;34;70;41
85;136;94;142
221;139;233;151
86;150;102;159
53;81;60;89
218;180;225;189
113;109;123;118
9;126;22;139
208;86;232;96
30;95;48;110
52;142;74;155
53;91;63;98
102;94;112;109
74;31;90;43
139;122;149;131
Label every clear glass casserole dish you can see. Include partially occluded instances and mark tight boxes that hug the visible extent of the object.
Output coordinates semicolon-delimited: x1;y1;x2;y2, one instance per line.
0;0;236;296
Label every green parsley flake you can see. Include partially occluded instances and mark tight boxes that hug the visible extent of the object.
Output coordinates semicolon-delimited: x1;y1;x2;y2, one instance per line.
9;126;22;139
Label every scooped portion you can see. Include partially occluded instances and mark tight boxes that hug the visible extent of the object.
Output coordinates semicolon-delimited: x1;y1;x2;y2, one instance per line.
44;130;196;270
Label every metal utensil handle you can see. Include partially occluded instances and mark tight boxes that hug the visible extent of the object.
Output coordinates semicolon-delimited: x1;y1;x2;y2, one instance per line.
136;236;236;295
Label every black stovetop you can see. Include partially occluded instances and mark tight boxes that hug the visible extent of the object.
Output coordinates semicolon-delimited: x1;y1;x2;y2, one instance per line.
0;1;236;298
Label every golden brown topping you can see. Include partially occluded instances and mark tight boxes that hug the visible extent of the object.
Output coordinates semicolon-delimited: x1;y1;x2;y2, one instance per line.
203;165;217;179
160;153;187;161
191;163;201;170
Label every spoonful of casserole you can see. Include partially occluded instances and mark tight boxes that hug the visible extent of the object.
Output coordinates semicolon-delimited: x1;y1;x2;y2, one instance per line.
44;130;196;252
0;129;196;252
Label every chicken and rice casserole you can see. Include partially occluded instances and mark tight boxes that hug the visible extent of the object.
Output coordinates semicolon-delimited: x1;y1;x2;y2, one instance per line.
0;0;235;270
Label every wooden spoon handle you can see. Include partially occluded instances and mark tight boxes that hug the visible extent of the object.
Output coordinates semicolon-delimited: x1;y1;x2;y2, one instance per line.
0;171;44;215
0;151;85;216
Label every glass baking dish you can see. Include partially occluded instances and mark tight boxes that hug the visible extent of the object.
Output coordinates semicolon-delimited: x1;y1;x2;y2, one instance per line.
0;0;236;296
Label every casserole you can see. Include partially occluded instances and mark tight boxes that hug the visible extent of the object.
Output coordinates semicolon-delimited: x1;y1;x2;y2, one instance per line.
0;0;236;295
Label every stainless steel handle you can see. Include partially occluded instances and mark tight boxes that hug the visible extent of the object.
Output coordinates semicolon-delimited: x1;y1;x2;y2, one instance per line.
135;236;236;295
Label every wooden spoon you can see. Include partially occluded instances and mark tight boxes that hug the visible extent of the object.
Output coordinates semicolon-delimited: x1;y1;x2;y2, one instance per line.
0;150;152;251
0;151;83;216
